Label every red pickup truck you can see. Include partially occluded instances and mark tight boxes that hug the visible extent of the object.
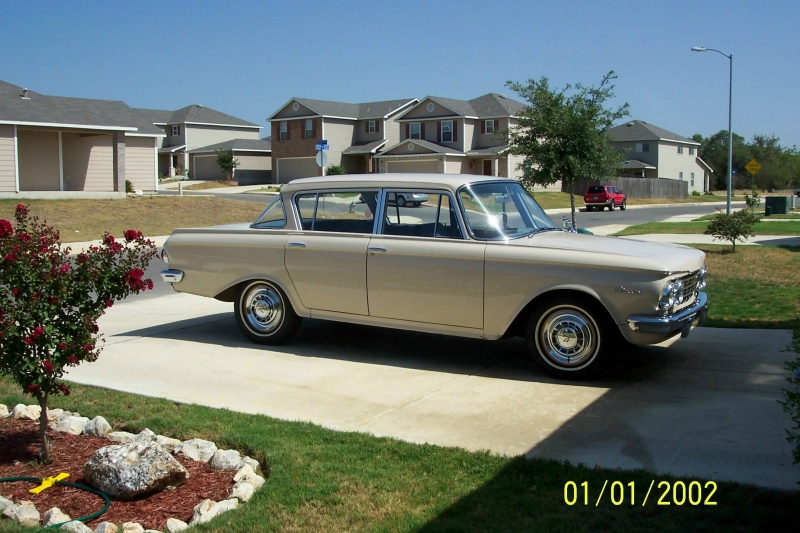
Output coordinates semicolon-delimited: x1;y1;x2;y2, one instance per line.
584;185;627;211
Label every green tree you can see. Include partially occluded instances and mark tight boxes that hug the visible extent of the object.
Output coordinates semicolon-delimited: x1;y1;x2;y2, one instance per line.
693;130;751;190
215;149;240;181
505;71;629;228
325;164;346;175
703;208;758;251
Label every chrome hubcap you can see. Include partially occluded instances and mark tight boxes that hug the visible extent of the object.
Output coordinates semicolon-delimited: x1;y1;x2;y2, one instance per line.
244;284;283;334
538;308;598;368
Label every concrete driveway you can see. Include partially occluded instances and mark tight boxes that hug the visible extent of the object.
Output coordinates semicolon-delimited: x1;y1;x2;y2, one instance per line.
66;293;798;490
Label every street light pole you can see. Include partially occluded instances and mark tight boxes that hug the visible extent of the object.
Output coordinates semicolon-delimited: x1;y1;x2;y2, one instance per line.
692;46;733;215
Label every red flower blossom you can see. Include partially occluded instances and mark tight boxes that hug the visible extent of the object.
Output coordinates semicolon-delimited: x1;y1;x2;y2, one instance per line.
67;355;77;365
58;342;67;351
17;232;31;241
83;343;94;352
77;253;89;263
48;297;58;305
42;360;54;373
59;383;70;396
105;299;113;308
32;326;45;338
4;253;17;262
124;229;143;242
27;384;39;393
0;219;13;238
103;234;115;245
91;324;99;333
16;204;27;215
11;288;19;297
146;279;154;290
59;264;70;273
23;336;33;345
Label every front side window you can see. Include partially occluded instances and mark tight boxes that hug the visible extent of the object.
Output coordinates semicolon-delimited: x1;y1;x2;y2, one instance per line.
409;122;421;139
294;191;377;234
679;172;684;181
485;120;495;134
691;172;695;186
171;125;180;136
678;146;684;154
368;120;376;133
251;195;286;229
280;121;288;141
381;191;462;239
441;120;453;143
304;119;313;140
689;146;695;155
458;182;556;240
635;143;650;153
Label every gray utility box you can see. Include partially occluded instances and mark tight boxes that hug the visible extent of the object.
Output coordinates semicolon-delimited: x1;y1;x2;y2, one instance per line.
764;196;790;215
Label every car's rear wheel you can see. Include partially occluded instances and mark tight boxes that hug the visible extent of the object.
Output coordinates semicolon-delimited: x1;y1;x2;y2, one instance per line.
396;195;407;207
525;297;609;379
620;199;627;211
235;280;301;345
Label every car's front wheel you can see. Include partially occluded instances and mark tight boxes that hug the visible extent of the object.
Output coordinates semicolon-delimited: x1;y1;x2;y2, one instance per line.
525;297;608;379
396;195;407;207
620;199;627;211
235;280;302;345
608;201;615;211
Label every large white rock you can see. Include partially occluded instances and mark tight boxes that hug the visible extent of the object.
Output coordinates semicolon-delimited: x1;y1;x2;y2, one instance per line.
0;495;13;513
155;435;182;454
233;464;265;490
188;498;237;525
52;416;90;435
83;416;113;436
165;517;188;532
11;404;41;420
83;432;188;500
55;410;80;423
229;480;256;502
178;438;217;463
61;520;94;533
121;523;145;533
42;506;71;526
107;431;135;444
210;449;241;471
94;522;119;533
2;500;40;527
237;456;260;472
0;404;9;418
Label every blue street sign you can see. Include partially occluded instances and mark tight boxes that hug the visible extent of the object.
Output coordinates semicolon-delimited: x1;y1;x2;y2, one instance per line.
315;140;329;151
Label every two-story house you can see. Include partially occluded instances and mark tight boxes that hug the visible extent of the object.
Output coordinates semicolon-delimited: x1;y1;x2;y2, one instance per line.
268;97;418;183
609;120;713;193
135;105;271;183
372;93;554;187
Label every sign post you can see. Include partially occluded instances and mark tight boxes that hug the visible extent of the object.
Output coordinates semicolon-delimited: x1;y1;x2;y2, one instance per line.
315;140;329;175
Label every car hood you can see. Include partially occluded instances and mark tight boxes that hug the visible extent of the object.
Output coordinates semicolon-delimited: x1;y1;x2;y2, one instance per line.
503;231;705;274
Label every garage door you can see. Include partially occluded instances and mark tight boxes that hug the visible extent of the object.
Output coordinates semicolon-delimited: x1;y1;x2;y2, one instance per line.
387;159;439;173
193;155;225;180
278;158;319;183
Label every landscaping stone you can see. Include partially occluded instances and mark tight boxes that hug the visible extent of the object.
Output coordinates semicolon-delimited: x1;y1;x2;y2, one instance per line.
2;500;40;527
144;530;163;533
165;517;188;532
83;430;188;500
107;431;135;444
0;404;9;418
237;456;259;472
188;498;238;526
52;416;90;435
11;404;40;420
42;506;71;526
178;438;217;463
0;495;12;513
210;449;241;471
233;464;265;490
155;435;182;454
94;522;119;533
121;523;145;533
83;416;112;437
61;520;94;533
47;408;65;421
229;480;256;502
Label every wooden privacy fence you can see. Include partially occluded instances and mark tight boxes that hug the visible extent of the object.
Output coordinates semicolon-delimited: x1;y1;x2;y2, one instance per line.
563;177;688;199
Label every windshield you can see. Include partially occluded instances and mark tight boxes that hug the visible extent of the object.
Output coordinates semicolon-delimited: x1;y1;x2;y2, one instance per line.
458;182;557;240
251;195;286;229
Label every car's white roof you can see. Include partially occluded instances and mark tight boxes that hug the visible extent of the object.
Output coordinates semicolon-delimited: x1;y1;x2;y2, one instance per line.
281;173;515;193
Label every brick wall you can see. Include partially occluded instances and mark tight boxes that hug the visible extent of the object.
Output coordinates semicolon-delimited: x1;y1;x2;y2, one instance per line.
270;118;322;178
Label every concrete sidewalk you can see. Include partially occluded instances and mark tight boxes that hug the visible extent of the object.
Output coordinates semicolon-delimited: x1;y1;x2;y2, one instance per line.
65;293;799;490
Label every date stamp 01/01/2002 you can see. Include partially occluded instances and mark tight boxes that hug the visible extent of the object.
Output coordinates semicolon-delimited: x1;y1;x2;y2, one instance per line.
564;480;718;507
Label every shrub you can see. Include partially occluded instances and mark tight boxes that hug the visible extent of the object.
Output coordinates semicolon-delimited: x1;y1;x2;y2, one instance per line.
325;164;347;175
692;190;701;196
744;185;761;211
703;208;758;251
125;179;135;194
704;191;715;196
215;149;240;181
780;329;800;467
0;205;157;462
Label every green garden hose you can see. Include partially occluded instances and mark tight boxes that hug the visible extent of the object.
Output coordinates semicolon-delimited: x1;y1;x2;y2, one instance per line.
0;476;110;528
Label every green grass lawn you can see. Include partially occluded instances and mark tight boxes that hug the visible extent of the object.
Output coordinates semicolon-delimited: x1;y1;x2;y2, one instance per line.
696;245;800;328
615;218;800;236
0;377;797;532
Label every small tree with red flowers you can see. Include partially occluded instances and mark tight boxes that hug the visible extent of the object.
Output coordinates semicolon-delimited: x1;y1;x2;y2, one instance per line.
0;204;157;462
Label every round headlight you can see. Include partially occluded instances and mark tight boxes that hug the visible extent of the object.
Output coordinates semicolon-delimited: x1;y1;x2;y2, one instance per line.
672;279;684;304
697;265;707;290
659;282;675;315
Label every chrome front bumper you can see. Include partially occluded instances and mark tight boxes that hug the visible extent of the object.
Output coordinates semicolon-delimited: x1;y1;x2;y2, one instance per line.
627;292;708;338
160;269;184;284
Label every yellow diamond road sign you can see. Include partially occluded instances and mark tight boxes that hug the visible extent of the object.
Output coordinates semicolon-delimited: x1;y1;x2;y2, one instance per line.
745;159;762;175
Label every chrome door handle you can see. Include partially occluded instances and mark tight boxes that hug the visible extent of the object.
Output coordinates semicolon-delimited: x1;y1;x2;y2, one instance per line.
368;247;386;252
287;242;306;248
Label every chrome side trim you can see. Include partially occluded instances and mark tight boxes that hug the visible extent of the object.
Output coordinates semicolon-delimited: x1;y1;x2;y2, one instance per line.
160;269;184;284
627;292;708;336
287;242;306;247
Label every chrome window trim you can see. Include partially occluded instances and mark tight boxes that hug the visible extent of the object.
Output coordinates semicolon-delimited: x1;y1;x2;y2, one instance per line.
250;194;287;229
377;188;467;241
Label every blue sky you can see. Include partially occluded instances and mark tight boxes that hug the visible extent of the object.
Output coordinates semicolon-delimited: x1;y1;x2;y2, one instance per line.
1;0;798;146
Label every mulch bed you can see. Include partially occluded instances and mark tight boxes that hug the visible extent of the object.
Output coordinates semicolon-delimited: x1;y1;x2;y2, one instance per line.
0;417;234;530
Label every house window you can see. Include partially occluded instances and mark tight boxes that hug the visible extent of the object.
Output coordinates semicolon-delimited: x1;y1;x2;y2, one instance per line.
280;121;288;141
409;122;421;139
679;172;684;181
441;120;453;143
678;146;684;154
368;120;376;133
635;143;650;153
689;146;695;155
171;125;180;136
304;119;314;140
691;173;695;186
484;120;495;134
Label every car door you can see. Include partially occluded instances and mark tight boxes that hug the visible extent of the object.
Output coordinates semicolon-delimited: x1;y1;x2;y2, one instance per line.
366;190;485;329
284;190;377;316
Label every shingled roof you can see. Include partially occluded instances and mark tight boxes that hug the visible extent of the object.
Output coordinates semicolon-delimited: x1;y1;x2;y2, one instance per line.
190;138;272;153
397;93;527;121
270;97;417;121
610;120;699;145
135;104;261;128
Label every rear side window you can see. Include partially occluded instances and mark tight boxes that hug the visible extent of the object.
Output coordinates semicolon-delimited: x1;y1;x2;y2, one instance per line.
251;195;286;229
587;186;604;194
294;191;377;234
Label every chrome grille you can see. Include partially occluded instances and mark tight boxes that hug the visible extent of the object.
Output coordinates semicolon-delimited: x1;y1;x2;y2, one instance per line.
674;270;700;311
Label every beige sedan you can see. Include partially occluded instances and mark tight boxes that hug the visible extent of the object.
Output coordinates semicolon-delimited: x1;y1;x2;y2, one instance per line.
161;174;708;379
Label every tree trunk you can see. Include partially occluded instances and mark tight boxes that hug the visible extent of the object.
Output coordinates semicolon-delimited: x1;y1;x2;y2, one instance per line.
569;191;577;230
37;393;50;463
